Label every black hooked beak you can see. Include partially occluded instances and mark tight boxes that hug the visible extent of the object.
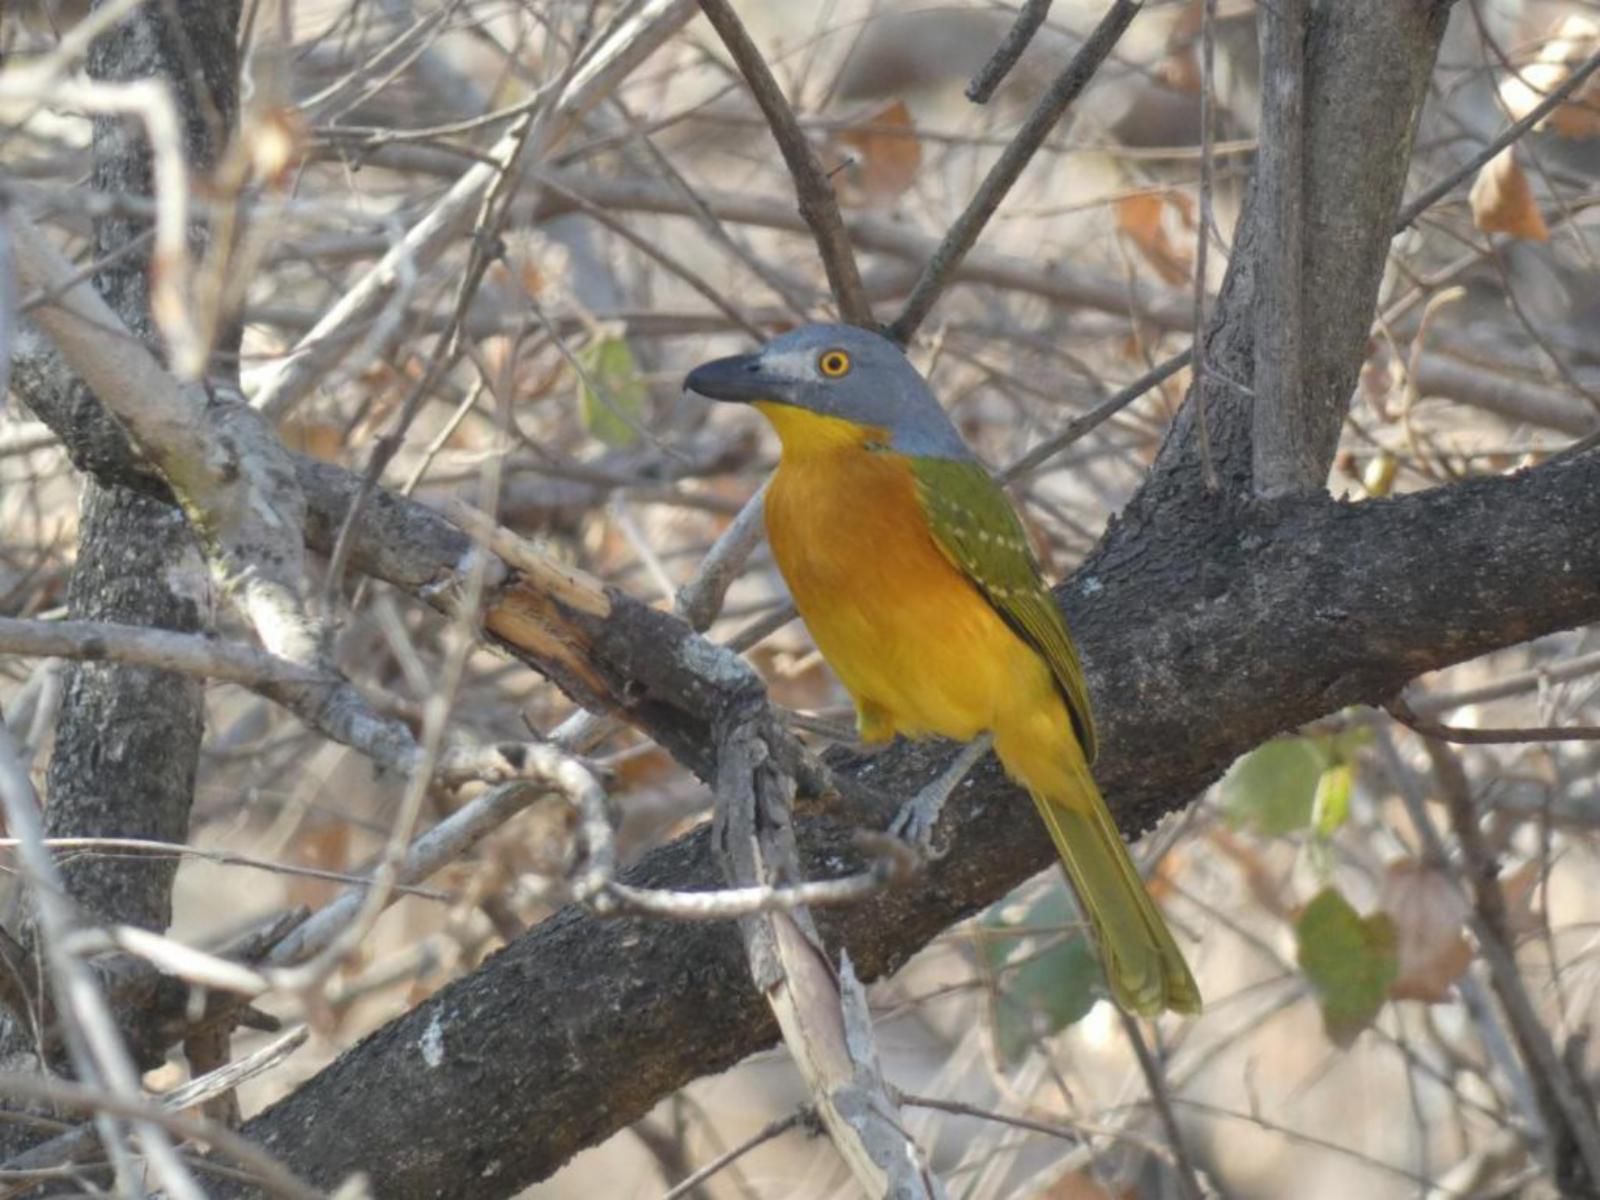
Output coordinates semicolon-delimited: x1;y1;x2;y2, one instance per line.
684;353;776;404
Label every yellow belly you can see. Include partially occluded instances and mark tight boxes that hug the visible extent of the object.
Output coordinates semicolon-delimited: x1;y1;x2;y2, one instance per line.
764;443;1061;747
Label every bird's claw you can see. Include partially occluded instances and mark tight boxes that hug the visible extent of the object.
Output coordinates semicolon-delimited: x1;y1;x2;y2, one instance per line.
888;797;948;861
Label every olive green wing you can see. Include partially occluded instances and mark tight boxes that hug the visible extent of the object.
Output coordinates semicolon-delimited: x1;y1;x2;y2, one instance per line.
909;456;1099;763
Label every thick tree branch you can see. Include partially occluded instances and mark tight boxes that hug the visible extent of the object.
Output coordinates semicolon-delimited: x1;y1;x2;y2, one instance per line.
1096;0;1451;554
23;243;1600;1200
208;448;1600;1200
16;4;1591;1196
1250;0;1309;496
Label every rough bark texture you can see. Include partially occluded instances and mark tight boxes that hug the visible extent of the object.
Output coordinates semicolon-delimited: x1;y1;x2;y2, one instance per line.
19;2;1591;1197
211;450;1600;1200
40;0;241;923
41;488;204;933
2;0;241;1131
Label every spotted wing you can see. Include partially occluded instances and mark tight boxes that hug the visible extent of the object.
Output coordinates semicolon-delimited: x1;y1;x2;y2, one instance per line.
909;455;1099;762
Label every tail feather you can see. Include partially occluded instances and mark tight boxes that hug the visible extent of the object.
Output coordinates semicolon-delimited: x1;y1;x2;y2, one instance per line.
1028;763;1200;1016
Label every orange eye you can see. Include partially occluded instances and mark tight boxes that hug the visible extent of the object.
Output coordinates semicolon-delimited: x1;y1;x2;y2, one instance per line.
817;349;852;378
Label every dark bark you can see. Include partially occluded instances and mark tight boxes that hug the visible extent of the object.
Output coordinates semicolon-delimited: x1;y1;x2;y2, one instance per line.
214;449;1600;1200
39;0;241;927
16;2;1584;1196
41;488;204;934
1;0;242;1139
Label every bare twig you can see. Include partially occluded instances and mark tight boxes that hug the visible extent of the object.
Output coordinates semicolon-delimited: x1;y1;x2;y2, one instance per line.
0;1070;321;1200
1001;346;1191;480
888;0;1144;343
1375;719;1600;1190
713;707;941;1197
248;0;697;419
0;836;445;899
0;616;323;687
657;1108;814;1200
601;867;889;920
675;481;770;632
1394;50;1600;233
1118;1011;1206;1200
0;1026;310;1192
1411;650;1600;716
695;0;873;327
532;169;767;339
265;774;579;968
966;0;1055;104
1388;699;1600;745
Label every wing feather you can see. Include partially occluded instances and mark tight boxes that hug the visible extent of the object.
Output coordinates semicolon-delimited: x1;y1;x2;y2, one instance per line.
909;456;1099;762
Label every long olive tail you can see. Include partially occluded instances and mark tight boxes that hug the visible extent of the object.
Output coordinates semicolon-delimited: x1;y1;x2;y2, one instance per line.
1029;775;1201;1016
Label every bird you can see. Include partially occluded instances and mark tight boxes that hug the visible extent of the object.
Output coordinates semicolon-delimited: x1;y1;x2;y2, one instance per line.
686;323;1199;1016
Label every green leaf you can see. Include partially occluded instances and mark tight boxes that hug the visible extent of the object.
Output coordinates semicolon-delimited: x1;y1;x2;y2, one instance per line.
1222;737;1328;835
979;883;1101;1063
1295;886;1398;1047
1312;763;1353;838
576;334;644;446
993;939;1100;1064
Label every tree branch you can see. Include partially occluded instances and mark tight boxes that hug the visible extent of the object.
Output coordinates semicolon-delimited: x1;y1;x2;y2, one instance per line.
211;448;1600;1200
1250;0;1309;495
887;0;1142;343
694;0;874;327
965;0;1054;105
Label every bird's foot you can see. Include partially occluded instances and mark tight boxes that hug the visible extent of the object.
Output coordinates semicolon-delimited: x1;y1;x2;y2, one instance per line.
888;734;993;860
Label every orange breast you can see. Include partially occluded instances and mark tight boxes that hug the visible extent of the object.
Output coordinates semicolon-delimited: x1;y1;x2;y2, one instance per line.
763;438;1058;745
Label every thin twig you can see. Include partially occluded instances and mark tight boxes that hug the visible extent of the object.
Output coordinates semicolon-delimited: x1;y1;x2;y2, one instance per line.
0;1026;310;1192
0;1071;321;1200
600;866;890;920
1410;649;1600;716
1118;1011;1206;1200
676;481;770;632
658;1108;814;1200
1375;718;1600;1190
694;0;873;326
966;0;1055;104
1394;49;1600;233
0;616;323;686
889;0;1144;343
1001;346;1191;480
247;0;697;420
1388;699;1600;745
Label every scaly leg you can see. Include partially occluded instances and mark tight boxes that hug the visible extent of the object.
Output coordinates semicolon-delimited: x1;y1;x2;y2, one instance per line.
889;733;994;856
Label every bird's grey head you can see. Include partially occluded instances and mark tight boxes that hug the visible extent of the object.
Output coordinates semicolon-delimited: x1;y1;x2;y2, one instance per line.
684;323;972;460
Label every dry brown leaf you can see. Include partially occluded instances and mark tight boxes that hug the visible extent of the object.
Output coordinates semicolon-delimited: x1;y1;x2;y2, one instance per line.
834;99;922;207
1156;0;1203;93
1469;147;1550;242
1039;1170;1133;1200
1115;191;1195;285
287;820;351;911
1381;859;1474;1003
278;416;344;462
1499;15;1600;138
